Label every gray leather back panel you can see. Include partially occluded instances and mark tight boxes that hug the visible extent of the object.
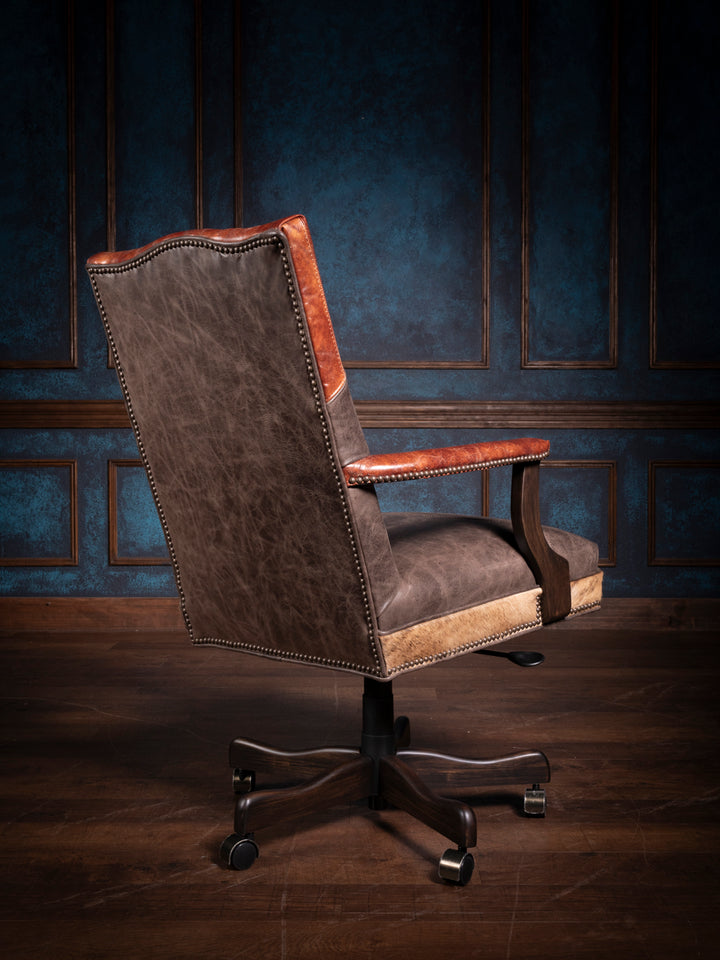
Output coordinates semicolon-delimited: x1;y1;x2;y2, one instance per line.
89;236;383;674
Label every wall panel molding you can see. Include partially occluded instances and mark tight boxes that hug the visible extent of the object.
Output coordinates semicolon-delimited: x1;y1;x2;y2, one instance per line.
233;0;243;226
648;460;720;565
337;0;490;370
3;399;718;431
649;1;720;369
105;0;116;251
542;459;617;566
521;0;619;369
194;0;204;229
107;459;170;565
1;1;78;370
0;459;78;566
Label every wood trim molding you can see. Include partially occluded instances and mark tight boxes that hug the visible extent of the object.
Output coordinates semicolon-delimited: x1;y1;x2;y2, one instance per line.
344;0;490;370
648;2;719;370
541;459;617;566
104;0;205;239
354;401;719;430
648;460;720;566
1;401;132;429
2;399;719;431
233;0;243;226
521;0;619;369
0;460;78;566
1;596;717;634
1;3;78;370
194;0;203;230
107;459;170;566
105;0;116;252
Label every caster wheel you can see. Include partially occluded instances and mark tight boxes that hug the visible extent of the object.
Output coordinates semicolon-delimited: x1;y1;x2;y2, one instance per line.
524;784;547;817
438;847;475;885
220;833;259;870
232;768;255;794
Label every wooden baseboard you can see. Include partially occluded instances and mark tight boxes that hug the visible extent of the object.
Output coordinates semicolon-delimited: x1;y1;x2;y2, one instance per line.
0;596;718;634
0;597;185;633
547;597;720;631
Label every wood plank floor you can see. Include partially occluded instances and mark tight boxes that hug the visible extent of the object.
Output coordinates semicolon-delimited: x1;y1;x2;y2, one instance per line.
2;607;719;959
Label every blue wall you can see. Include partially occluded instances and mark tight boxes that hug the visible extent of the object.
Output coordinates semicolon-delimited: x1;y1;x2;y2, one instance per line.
1;0;719;598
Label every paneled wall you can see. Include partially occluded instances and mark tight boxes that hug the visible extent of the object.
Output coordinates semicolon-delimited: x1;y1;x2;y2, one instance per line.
1;0;718;599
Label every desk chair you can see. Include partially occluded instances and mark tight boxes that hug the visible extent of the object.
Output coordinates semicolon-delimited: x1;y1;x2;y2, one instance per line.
87;215;601;884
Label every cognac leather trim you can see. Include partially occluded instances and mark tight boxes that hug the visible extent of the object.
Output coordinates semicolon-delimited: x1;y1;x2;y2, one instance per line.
343;438;550;485
85;218;291;266
280;216;347;402
87;215;348;405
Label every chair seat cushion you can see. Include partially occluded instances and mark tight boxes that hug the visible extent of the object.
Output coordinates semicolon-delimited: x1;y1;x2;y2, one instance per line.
377;512;600;635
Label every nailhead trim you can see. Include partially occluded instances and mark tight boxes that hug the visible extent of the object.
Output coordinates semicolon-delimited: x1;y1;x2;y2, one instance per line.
88;234;384;678
277;237;382;674
345;450;549;486
88;267;194;639
567;599;602;616
190;636;380;676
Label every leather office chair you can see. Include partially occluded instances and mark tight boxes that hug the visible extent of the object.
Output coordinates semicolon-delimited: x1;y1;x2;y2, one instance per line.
87;215;601;885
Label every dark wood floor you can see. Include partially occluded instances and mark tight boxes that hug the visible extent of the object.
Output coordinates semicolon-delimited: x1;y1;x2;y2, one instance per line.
2;601;719;959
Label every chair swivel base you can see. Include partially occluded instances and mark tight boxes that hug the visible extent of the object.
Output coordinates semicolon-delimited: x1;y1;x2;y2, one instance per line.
221;678;549;885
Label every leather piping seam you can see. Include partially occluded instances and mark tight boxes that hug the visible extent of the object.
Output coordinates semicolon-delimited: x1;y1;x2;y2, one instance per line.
87;234;384;677
386;595;544;676
344;450;549;486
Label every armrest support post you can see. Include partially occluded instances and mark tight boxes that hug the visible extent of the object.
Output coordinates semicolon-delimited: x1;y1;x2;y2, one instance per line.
511;462;571;622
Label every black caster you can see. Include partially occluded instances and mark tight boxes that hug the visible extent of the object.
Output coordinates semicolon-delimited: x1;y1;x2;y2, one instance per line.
232;768;255;794
220;833;259;870
524;784;547;817
438;847;475;885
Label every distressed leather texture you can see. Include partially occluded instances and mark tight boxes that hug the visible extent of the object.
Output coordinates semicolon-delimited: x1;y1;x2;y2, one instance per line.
377;514;600;635
87;217;602;679
89;236;382;674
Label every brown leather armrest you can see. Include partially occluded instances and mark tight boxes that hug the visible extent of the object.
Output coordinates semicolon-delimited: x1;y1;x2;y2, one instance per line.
343;439;571;624
343;437;550;486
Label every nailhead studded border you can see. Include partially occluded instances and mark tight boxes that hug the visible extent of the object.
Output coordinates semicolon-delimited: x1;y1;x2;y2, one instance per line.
345;450;549;486
88;234;385;677
566;599;602;617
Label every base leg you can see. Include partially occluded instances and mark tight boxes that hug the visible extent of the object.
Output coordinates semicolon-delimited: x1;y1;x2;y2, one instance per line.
397;747;550;789
229;737;359;781
379;755;477;849
234;755;374;836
